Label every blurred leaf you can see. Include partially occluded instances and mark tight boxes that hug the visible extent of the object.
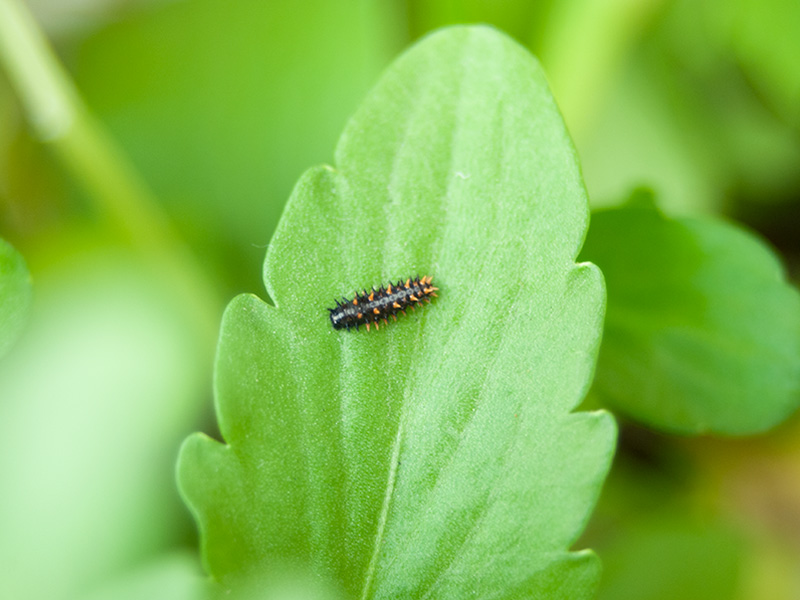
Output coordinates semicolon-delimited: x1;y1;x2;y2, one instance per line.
582;435;745;600
72;0;400;292
0;236;31;357
596;513;743;600
581;190;800;434
0;250;206;600
179;26;615;598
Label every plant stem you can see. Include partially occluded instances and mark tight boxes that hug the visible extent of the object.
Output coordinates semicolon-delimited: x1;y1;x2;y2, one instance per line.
0;0;220;348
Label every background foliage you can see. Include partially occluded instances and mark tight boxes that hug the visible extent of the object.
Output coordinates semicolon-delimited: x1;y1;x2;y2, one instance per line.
0;1;799;599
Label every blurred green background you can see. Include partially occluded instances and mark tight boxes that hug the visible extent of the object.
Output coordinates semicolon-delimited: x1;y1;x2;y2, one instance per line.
0;0;798;599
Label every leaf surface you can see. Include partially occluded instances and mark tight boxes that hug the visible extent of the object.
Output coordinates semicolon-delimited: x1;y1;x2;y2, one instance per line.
0;237;31;357
581;191;800;434
179;26;614;599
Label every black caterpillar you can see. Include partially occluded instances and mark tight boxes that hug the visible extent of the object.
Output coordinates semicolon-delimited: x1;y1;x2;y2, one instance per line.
328;276;438;331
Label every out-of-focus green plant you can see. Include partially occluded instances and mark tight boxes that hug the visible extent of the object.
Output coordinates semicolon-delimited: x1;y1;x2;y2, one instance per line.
0;1;799;599
0;251;207;600
585;453;745;600
581;189;800;434
70;0;400;295
715;0;800;131
0;236;30;356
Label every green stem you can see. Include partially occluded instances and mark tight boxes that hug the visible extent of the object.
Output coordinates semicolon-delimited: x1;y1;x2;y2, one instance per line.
0;0;220;348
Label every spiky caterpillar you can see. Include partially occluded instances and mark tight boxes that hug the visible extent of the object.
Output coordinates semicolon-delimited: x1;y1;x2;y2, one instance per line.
328;276;438;332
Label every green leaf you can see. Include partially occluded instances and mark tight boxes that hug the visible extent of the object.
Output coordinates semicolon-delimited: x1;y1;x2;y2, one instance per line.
580;190;800;434
0;236;31;357
179;26;615;598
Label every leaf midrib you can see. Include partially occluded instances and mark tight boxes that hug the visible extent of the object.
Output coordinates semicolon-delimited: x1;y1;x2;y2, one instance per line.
359;421;404;600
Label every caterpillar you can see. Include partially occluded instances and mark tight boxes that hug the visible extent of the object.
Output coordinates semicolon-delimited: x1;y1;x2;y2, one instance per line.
328;276;438;332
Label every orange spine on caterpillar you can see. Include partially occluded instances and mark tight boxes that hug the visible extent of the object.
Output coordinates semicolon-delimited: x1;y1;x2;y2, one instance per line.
328;276;438;332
